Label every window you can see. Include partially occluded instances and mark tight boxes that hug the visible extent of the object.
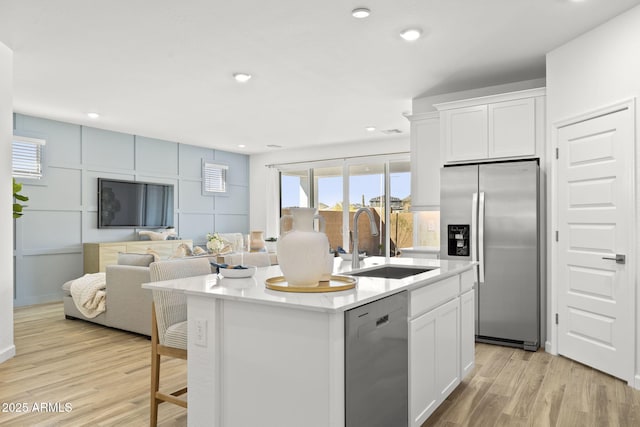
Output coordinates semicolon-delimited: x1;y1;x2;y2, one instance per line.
313;166;343;252
202;162;228;194
12;135;45;179
280;169;310;213
348;162;385;256
277;155;412;257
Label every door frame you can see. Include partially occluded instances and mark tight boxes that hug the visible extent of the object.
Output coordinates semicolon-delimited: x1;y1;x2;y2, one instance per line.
548;98;637;386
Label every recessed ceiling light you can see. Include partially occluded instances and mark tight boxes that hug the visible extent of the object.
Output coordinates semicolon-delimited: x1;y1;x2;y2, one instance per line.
399;28;422;42
87;112;100;119
238;144;246;148
233;73;252;83
365;126;376;132
352;8;371;19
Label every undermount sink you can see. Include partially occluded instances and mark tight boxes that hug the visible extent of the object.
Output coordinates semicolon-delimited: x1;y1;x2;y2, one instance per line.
349;265;436;279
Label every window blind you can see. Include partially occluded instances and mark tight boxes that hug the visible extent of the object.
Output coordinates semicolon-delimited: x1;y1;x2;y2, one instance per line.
12;135;46;179
203;162;228;194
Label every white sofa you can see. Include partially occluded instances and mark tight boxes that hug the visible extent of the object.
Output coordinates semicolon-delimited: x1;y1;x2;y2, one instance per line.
63;253;163;336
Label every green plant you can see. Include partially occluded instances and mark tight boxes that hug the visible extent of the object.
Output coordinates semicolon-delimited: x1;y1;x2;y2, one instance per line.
13;178;28;219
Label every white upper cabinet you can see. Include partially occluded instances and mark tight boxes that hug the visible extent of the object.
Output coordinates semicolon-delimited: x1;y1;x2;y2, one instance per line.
407;112;440;210
441;105;488;162
436;88;545;164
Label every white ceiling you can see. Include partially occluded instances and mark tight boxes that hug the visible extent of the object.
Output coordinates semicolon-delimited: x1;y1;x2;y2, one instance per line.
1;0;639;154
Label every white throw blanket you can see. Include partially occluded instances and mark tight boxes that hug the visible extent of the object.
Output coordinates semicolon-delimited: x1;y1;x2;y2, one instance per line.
70;273;107;319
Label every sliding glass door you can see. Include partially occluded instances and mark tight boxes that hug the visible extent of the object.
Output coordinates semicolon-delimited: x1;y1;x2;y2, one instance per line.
278;155;411;257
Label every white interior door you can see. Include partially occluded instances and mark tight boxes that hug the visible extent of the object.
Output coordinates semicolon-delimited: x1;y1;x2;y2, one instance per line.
557;105;634;382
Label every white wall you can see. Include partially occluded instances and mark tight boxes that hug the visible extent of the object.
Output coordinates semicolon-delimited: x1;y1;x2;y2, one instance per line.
546;4;640;383
249;137;409;236
0;42;15;363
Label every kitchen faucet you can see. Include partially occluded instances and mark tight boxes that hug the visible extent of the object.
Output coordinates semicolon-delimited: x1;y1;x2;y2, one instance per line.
351;207;379;269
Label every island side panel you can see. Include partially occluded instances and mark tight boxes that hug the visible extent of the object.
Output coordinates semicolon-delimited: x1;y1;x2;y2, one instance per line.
220;299;344;427
187;295;223;426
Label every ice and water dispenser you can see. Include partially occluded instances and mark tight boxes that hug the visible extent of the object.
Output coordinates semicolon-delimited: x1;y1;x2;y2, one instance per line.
447;224;469;257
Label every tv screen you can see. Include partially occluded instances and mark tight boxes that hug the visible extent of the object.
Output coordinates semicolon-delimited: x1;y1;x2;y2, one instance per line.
98;178;174;228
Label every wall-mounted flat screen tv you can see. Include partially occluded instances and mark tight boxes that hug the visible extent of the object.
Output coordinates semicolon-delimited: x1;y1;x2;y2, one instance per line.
98;178;174;228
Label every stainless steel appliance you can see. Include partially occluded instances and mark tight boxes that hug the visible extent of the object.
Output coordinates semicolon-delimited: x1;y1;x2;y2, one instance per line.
440;160;539;351
345;291;408;426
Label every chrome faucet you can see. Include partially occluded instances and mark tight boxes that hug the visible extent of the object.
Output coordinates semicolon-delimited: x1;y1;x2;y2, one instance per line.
352;207;379;269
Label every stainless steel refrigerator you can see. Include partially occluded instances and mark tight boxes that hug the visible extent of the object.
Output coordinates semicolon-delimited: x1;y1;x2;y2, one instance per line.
440;160;539;351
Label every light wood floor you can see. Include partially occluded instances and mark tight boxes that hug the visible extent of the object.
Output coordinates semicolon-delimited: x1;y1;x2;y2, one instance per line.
1;302;186;426
3;303;640;427
423;341;640;427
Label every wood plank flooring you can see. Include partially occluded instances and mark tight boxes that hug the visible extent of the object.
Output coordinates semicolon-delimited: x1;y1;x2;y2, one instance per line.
424;341;640;427
3;302;640;426
0;303;186;426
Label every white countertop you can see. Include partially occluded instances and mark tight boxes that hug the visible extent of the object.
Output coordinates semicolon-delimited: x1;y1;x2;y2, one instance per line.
142;256;475;313
399;246;440;254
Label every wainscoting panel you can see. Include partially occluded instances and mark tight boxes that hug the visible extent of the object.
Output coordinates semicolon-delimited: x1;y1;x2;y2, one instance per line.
215;150;250;186
180;179;215;212
21;211;82;251
15;253;83;305
214;214;250;236
179;144;215;179
215;184;249;215
14;115;82;166
23;167;82;211
13;114;249;306
135;136;179;176
178;213;215;245
82;127;135;170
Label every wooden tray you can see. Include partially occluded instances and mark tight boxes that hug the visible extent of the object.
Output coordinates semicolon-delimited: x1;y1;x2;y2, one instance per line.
265;275;356;293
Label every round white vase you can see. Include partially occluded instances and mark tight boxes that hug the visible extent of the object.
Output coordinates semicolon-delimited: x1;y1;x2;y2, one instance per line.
277;208;331;286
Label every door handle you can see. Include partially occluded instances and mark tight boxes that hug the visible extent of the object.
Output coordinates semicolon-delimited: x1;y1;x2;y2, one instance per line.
602;254;626;264
478;192;485;284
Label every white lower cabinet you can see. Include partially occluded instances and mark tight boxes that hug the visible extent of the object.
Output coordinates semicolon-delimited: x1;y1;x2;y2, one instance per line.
409;297;461;426
409;305;438;426
409;270;475;427
460;289;475;378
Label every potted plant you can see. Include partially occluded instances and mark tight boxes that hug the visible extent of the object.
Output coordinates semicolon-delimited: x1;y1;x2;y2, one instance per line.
13;178;28;219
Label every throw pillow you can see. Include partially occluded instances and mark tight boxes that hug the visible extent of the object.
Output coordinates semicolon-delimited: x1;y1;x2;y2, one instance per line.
193;246;207;255
146;249;161;262
117;252;155;267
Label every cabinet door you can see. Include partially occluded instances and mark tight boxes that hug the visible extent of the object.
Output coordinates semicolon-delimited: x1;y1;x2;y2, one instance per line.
488;97;535;158
409;297;461;426
442;105;488;162
409;307;438;427
435;298;460;400
460;289;475;378
410;115;440;209
127;241;174;258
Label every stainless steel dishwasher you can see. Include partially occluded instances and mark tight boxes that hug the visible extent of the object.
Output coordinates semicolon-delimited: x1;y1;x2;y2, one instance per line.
345;291;408;427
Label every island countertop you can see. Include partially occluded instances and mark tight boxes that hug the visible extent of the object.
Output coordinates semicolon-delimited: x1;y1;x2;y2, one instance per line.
142;256;475;313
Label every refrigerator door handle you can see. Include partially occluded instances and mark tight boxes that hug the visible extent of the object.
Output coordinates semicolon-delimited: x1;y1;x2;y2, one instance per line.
478;192;485;284
471;192;478;275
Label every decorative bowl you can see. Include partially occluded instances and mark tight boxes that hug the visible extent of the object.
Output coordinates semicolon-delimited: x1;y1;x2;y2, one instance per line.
220;265;257;278
338;252;366;261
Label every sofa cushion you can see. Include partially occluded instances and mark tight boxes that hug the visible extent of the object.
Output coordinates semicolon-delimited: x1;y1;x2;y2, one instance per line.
61;279;73;296
117;252;155;267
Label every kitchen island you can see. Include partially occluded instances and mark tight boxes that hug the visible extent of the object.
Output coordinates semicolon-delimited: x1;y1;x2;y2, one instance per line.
143;256;476;427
